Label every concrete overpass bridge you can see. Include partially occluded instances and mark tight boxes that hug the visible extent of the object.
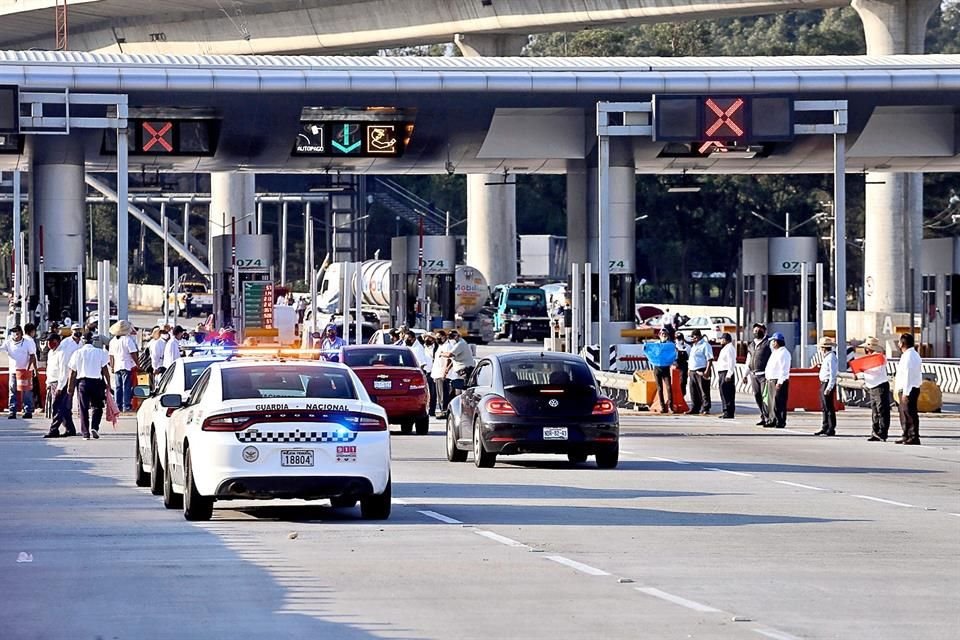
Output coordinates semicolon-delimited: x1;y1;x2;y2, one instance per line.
0;0;947;325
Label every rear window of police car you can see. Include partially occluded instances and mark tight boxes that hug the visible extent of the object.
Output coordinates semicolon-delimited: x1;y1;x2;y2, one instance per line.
222;366;357;400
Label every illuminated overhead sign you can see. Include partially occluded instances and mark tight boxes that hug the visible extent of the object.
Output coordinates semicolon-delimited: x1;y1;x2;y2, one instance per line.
653;95;793;144
0;86;17;134
102;119;219;156
293;121;406;157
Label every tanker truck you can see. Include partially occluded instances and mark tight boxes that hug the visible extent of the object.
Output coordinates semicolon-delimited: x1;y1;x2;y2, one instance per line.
312;261;493;344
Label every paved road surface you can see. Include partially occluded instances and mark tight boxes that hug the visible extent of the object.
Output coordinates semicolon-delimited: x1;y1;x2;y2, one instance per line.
1;392;957;639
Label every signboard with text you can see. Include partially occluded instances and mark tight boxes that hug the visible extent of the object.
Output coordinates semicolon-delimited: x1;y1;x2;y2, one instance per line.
293;121;406;157
243;281;275;330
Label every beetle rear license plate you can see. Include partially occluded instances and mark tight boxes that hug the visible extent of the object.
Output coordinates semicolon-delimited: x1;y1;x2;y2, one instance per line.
543;427;568;440
281;450;314;466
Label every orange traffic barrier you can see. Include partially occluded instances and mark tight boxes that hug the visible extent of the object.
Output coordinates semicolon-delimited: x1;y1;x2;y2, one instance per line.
786;368;843;412
0;370;47;409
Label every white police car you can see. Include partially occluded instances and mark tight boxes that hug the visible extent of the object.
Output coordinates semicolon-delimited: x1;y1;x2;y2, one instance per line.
159;359;391;521
134;356;222;496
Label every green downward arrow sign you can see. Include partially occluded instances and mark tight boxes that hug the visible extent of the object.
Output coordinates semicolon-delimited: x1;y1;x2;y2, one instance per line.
331;124;362;153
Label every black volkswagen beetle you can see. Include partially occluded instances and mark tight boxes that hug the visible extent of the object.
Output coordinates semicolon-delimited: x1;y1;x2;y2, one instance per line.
445;352;619;468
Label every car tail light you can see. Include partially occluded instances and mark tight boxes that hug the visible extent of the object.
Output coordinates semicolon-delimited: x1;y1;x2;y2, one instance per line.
340;413;388;431
484;397;516;415
592;399;616;415
202;414;252;431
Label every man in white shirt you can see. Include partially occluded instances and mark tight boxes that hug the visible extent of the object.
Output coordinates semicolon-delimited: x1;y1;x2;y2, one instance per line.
686;329;714;415
439;330;476;397
763;332;791;428
430;332;452;417
150;327;169;381
894;333;922;445
857;336;891;441
43;333;78;438
814;336;838;436
403;332;431;372
5;325;38;419
109;325;139;412
716;332;737;419
164;326;185;370
67;333;111;440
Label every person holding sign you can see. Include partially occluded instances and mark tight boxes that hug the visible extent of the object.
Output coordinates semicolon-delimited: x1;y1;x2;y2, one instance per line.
644;330;677;413
849;336;890;441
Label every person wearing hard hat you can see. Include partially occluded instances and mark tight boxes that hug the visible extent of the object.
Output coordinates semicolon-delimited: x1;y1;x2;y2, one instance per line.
814;336;838;436
762;332;791;428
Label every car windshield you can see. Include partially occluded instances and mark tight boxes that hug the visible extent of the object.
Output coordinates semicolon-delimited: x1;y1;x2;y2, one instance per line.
501;360;596;388
221;366;357;400
184;360;219;389
342;348;416;368
180;284;208;293
710;316;733;324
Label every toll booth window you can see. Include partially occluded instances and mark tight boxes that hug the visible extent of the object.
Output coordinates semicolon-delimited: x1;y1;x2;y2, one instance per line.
922;275;937;323
425;274;455;320
588;275;634;323
743;275;756;328
767;275;815;323
951;274;959;325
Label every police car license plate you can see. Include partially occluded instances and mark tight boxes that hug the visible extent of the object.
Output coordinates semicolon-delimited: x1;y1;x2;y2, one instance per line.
543;427;568;440
374;380;392;390
281;450;314;466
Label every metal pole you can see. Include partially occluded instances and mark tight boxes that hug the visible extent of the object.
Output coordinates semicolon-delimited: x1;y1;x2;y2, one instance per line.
12;169;20;313
256;201;263;235
117;126;129;320
172;266;180;320
19;231;28;327
445;210;450;236
183;203;190;248
597;112;611;370
909;267;916;341
76;263;84;328
816;262;824;351
308;217;317;337
162;210;169;323
354;261;362;346
38;226;45;331
833;125;847;370
305;203;312;283
785;211;790;238
571;263;580;355
417;212;425;330
280;202;288;286
584;261;593;348
800;261;808;366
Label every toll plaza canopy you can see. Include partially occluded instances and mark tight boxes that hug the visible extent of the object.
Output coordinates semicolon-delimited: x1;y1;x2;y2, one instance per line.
0;50;959;175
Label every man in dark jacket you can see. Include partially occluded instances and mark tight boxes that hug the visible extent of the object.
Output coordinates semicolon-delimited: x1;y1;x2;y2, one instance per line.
746;323;772;426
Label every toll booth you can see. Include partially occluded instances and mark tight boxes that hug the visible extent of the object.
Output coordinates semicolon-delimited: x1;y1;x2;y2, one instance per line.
390;235;455;330
37;266;84;328
742;237;819;348
921;237;959;357
211;234;274;333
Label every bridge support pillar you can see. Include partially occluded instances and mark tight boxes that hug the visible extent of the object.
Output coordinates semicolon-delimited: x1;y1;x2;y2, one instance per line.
853;0;939;314
455;33;526;287
209;172;256;266
28;136;86;322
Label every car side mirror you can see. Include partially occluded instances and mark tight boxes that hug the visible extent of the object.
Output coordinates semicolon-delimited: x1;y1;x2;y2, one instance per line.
159;394;184;409
132;385;151;399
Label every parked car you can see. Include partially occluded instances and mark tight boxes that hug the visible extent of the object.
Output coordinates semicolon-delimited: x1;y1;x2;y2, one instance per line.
133;356;223;496
340;345;430;435
445;352;619;468
679;316;737;342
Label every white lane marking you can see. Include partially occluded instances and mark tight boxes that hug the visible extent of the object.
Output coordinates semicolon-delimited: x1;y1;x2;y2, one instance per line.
852;495;915;508
620;450;637;455
951;513;960;518
545;555;610;576
418;510;462;524
634;587;720;612
754;627;803;640
774;480;828;491
703;467;755;478
392;498;408;505
649;456;690;465
474;530;529;549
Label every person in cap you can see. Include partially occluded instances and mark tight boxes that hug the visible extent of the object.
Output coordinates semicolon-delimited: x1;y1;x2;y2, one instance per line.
746;323;773;426
4;325;37;419
66;332;111;440
716;332;737;419
894;333;922;445
855;336;891;441
108;320;138;412
685;329;713;415
814;336;838;436
762;332;791;428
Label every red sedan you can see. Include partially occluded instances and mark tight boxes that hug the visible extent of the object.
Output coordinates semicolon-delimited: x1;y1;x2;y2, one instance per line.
340;345;429;435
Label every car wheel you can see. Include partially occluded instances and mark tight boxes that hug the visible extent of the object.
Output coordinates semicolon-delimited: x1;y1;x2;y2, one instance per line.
446;415;467;462
473;420;496;468
595;444;620;469
415;415;429;436
183;447;214;521
149;432;164;496
162;449;183;509
330;496;357;509
360;478;391;520
399;421;413;435
134;435;150;487
567;451;588;464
